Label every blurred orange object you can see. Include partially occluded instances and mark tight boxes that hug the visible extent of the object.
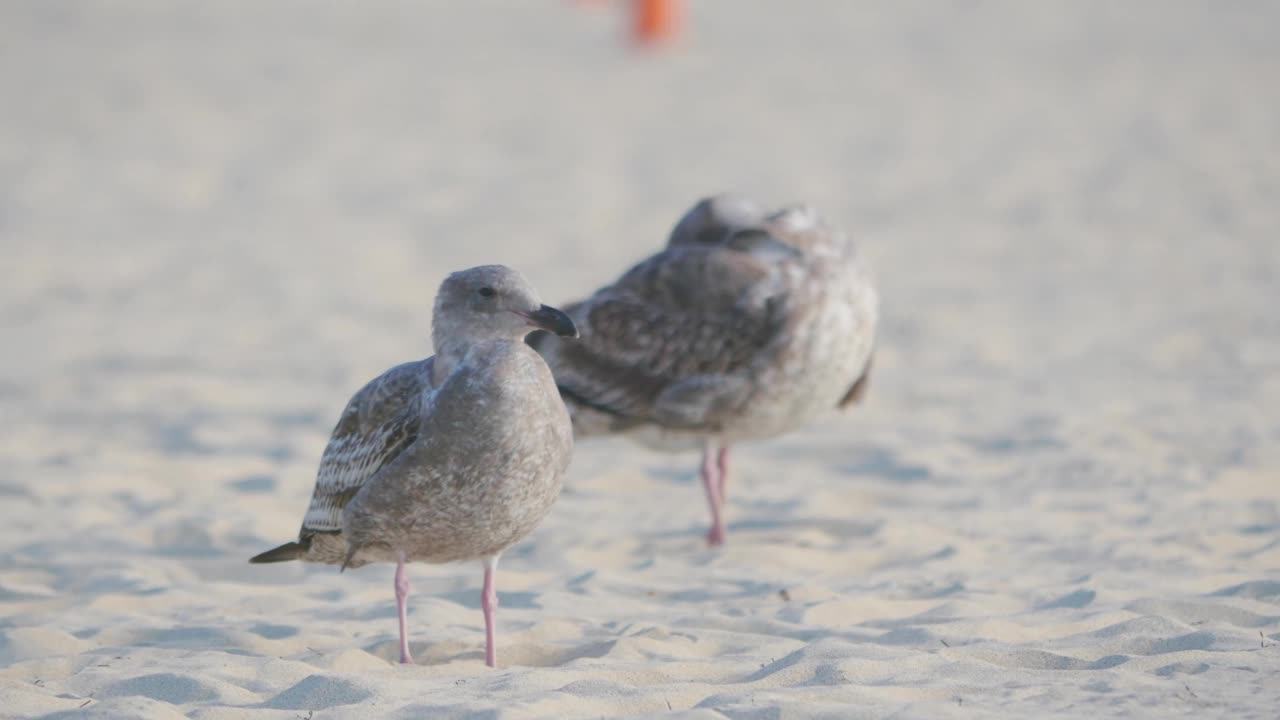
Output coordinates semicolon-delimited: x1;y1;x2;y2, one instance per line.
633;0;679;45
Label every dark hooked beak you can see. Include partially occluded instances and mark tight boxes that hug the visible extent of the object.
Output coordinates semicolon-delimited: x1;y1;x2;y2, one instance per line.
517;304;578;338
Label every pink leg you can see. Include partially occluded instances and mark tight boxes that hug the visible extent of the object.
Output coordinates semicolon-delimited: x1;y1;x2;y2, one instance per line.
395;551;414;664
717;445;731;507
481;555;500;668
701;441;726;546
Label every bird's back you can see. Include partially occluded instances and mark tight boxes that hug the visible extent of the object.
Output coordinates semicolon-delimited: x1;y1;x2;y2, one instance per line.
531;199;877;448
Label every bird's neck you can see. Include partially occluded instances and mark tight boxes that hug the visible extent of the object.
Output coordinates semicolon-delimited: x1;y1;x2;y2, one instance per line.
431;320;467;383
430;335;519;385
431;339;467;385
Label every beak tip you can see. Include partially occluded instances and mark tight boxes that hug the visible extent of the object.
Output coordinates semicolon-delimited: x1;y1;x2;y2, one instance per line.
555;317;580;339
527;305;578;338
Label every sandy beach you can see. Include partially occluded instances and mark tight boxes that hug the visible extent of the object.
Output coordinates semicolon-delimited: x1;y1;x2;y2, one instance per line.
1;1;1278;717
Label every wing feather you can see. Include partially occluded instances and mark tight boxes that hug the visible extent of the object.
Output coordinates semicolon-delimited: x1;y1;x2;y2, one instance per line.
299;359;432;536
535;244;794;433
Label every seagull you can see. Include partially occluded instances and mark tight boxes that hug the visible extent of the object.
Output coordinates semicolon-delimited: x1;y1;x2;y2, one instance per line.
250;265;579;667
531;195;877;546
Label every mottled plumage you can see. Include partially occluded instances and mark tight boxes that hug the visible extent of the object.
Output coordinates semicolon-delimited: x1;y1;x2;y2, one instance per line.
275;359;429;564
251;265;578;667
531;195;878;545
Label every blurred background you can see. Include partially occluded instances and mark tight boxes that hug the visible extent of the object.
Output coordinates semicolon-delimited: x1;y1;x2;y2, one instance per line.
2;0;1278;640
2;1;1279;713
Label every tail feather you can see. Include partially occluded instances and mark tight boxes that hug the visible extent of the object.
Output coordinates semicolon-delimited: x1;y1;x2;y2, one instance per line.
249;541;305;564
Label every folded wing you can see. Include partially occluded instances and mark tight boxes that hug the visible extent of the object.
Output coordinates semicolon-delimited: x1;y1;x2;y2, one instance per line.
534;243;795;434
299;359;433;536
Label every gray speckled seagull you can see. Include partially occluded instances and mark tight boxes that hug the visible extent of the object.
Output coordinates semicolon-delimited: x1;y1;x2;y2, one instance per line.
531;195;877;546
250;265;578;667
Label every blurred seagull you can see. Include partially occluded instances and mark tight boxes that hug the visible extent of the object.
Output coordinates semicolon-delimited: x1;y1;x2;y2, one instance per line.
531;195;877;546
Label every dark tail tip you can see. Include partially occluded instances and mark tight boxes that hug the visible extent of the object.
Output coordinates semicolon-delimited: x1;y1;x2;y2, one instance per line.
249;541;304;564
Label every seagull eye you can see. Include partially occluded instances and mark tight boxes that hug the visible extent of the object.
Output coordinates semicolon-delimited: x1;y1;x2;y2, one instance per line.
477;287;496;298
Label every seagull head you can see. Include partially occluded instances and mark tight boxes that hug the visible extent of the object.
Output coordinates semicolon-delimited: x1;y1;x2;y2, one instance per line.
667;193;766;247
433;265;578;347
